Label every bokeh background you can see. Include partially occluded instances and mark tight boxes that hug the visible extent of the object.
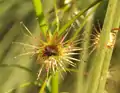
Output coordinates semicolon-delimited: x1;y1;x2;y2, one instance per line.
0;0;120;93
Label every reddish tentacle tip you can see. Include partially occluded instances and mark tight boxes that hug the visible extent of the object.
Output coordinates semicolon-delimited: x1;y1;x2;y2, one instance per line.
112;28;120;31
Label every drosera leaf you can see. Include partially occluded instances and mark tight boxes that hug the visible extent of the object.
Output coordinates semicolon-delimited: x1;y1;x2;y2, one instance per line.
58;0;103;36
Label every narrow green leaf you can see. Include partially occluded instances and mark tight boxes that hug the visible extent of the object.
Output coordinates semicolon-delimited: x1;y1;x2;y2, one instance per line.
58;0;103;36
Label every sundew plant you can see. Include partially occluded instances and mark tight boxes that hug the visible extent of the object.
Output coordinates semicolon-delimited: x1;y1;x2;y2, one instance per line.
0;0;120;93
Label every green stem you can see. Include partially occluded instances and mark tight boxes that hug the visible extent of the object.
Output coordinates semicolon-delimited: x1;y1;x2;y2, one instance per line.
32;0;48;35
38;76;51;93
77;20;91;93
97;1;120;93
51;72;59;93
54;0;59;32
86;0;118;93
77;5;96;93
39;79;47;93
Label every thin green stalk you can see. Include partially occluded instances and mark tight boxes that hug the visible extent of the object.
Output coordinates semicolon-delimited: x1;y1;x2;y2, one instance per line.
59;0;103;36
51;72;59;93
38;76;51;93
51;1;59;91
77;18;92;93
39;78;47;93
77;3;96;93
32;0;48;35
71;1;102;41
97;1;120;93
86;0;118;93
54;0;59;32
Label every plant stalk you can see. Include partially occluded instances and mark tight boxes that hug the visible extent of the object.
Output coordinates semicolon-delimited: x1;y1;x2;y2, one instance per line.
97;1;120;93
86;0;118;93
32;0;48;35
51;72;59;93
77;4;96;93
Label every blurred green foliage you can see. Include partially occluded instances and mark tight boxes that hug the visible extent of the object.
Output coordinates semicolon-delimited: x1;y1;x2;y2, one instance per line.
0;0;120;93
